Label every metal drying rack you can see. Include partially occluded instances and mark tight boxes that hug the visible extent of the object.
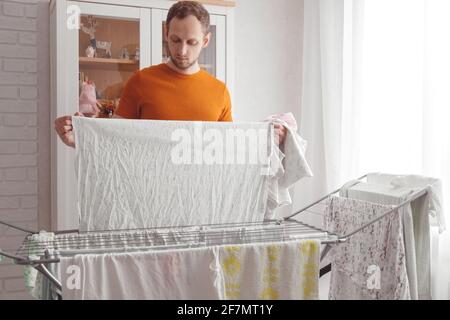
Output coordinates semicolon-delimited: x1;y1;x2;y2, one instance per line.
0;174;429;298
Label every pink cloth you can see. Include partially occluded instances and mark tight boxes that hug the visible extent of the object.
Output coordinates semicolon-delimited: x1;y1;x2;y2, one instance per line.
264;112;298;131
261;112;313;218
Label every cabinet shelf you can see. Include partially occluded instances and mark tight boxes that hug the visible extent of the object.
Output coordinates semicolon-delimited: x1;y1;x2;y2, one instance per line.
79;57;139;66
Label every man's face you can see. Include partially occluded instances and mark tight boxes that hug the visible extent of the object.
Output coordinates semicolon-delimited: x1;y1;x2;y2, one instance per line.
165;15;210;70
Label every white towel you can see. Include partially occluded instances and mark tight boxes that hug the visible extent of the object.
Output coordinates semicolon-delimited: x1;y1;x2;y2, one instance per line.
367;173;445;233
60;247;224;300
72;117;277;231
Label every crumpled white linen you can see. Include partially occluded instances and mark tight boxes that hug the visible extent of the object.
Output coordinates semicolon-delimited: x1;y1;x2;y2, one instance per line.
73;117;280;231
72;117;313;231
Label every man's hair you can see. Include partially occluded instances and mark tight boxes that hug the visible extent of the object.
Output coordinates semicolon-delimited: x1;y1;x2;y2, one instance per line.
166;1;210;34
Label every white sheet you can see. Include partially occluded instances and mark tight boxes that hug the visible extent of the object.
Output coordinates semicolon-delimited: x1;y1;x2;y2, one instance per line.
73;118;276;231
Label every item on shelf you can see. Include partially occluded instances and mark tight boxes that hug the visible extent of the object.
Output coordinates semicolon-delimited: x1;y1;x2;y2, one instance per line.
119;47;130;60
97;98;120;117
134;47;140;61
80;15;98;57
79;81;100;116
85;45;95;58
96;40;112;58
78;71;85;95
80;15;112;58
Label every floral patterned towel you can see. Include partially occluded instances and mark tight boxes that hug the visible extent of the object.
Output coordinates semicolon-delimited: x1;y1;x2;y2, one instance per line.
324;196;410;300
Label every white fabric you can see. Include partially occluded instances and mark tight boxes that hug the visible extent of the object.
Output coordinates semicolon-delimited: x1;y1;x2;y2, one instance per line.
60;246;223;300
60;238;320;300
325;196;411;300
264;114;313;219
73;117;276;231
367;173;445;233
342;182;432;299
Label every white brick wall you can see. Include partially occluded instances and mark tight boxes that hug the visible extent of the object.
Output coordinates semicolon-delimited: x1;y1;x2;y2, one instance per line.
0;0;39;300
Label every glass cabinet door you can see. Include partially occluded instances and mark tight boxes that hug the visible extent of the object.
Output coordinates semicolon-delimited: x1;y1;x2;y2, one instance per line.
152;9;226;82
55;1;150;230
78;15;140;117
72;2;151;118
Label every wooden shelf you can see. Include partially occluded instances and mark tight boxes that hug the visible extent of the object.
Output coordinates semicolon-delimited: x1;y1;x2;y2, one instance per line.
79;57;139;66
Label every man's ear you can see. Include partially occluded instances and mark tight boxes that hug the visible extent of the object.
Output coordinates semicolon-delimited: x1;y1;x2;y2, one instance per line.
202;32;211;48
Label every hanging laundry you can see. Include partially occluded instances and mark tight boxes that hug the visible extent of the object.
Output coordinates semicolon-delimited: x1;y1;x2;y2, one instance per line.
324;196;411;300
60;246;224;300
367;173;445;233
263;112;314;218
72;117;312;231
218;239;320;300
341;177;433;299
72;117;276;231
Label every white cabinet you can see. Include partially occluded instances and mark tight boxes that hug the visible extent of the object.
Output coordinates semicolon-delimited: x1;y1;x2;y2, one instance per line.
50;0;235;230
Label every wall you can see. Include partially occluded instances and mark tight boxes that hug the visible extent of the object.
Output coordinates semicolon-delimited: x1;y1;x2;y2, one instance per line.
0;0;50;299
233;0;304;122
233;0;304;218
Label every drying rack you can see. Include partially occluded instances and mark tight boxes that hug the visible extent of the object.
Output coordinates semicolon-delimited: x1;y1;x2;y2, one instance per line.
0;174;429;299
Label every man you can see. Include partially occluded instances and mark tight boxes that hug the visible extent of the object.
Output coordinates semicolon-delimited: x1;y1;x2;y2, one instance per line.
54;1;286;146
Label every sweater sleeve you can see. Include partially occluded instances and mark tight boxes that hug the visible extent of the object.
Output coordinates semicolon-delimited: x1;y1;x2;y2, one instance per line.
218;86;233;122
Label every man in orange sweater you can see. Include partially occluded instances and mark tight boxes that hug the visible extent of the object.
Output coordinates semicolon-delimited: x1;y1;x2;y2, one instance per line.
54;1;286;146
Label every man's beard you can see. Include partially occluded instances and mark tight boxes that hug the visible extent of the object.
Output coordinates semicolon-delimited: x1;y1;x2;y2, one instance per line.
167;48;199;70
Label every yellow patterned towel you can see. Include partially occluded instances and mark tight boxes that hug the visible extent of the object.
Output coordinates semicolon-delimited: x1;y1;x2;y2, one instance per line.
218;239;320;300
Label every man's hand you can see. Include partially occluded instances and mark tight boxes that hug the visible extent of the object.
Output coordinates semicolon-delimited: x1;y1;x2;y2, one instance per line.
54;112;87;148
274;123;287;146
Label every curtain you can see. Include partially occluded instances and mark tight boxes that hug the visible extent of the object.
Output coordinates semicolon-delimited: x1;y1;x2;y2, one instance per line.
298;0;450;299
